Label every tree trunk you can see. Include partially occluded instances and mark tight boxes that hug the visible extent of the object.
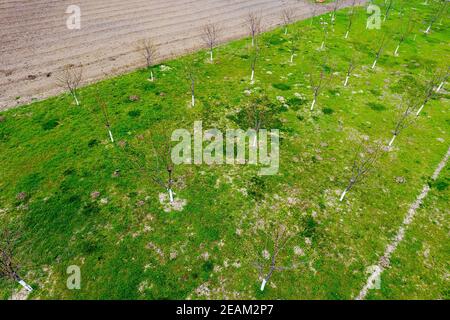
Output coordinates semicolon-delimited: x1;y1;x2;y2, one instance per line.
150;70;154;82
73;93;79;106
108;130;114;143
416;104;425;116
320;41;325;50
18;279;33;292
260;279;267;291
339;187;349;202
345;30;349;39
191;94;195;107
425;25;431;34
251;69;255;82
394;44;400;56
371;59;378;69
388;134;397;147
210;50;213;62
284;27;288;35
310;98;316;111
168;188;174;203
290;54;294;63
344;75;350;87
436;81;444;92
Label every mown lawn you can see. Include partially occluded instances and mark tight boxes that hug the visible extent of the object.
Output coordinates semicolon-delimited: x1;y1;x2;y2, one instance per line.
0;0;448;299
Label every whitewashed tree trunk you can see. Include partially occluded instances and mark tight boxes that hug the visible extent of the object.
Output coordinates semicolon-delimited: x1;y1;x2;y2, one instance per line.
108;130;114;143
394;44;400;56
210;50;213;62
425;25;431;34
320;41;325;50
436;81;444;92
310;98;316;111
260;279;267;291
388;134;397;147
345;30;349;39
344;75;350;87
191;94;195;107
168;188;174;203
339;188;348;202
150;70;154;82
290;54;294;63
251;69;255;82
18;279;33;292
284;27;288;35
372;59;378;69
416;104;425;116
73;93;79;106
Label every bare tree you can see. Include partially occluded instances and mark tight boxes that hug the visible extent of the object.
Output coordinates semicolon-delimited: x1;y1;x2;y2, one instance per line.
0;229;33;292
344;56;357;87
254;224;293;291
94;90;114;143
416;69;445;115
339;141;383;202
56;64;82;106
127;130;176;203
185;61;197;107
331;0;341;24
139;39;159;81
371;33;388;69
202;23;221;62
345;5;356;39
250;44;260;83
394;12;415;56
388;99;418;147
281;7;295;35
309;67;332;111
246;12;262;47
425;0;448;34
384;0;394;22
288;29;301;63
436;66;449;92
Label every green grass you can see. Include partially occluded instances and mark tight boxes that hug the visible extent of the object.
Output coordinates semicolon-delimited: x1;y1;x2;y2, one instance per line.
0;0;449;300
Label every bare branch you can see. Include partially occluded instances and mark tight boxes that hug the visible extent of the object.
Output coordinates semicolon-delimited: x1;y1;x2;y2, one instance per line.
56;64;83;105
201;23;221;62
246;12;262;46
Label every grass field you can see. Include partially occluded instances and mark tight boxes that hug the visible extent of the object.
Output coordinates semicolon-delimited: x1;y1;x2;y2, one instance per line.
0;0;448;300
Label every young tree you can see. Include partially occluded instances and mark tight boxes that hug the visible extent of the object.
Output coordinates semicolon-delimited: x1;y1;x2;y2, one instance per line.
416;69;444;115
344;56;357;87
371;33;388;69
250;44;260;84
0;229;33;292
436;67;449;92
425;0;448;34
246;12;262;47
331;0;341;24
288;29;301;63
202;23;221;62
185;60;197;107
394;12;415;56
345;5;356;39
94;91;114;143
388;99;418;147
339;141;383;202
384;0;394;22
254;224;293;291
127;129;177;203
56;64;82;106
139;39;159;81
309;67;332;111
281;7;295;35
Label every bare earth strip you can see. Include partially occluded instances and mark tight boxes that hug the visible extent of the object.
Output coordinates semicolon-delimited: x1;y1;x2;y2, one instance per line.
0;0;366;111
355;146;450;300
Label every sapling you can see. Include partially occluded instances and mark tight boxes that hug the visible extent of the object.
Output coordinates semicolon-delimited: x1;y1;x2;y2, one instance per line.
389;99;418;147
185;61;197;107
281;8;295;35
254;225;293;291
288;29;301;63
309;66;332;111
339;142;383;202
371;33;388;69
246;12;262;47
344;57;357;87
0;229;33;292
319;18;328;50
416;69;444;115
394;12;415;56
202;23;221;62
140;39;159;81
436;67;449;92
424;0;448;34
94;91;114;143
250;44;260;84
56;64;82;106
345;7;355;39
384;0;394;22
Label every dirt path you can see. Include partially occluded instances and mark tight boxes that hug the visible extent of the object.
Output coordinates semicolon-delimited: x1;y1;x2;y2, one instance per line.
355;146;450;300
0;0;366;111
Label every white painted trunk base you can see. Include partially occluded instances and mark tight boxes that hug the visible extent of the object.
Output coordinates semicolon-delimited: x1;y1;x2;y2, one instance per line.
339;189;348;202
108;130;114;143
436;82;444;92
73;94;79;106
388;134;396;147
310;99;316;111
345;30;349;39
344;76;349;87
191;95;195;107
416;104;425;116
394;45;400;56
251;70;255;82
260;279;267;291
371;59;378;69
168;188;174;203
18;280;33;292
